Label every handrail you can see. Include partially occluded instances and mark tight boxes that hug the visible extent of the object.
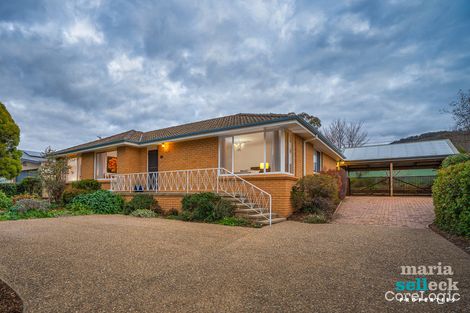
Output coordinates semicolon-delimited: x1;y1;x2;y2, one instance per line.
109;168;272;225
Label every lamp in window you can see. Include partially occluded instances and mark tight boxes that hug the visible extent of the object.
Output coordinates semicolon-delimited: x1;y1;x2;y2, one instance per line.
259;162;270;170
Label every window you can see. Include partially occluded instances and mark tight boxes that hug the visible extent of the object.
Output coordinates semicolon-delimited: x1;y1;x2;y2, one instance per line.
233;132;264;174
67;157;81;182
314;150;322;172
95;151;117;179
220;129;285;174
265;130;281;172
285;131;294;174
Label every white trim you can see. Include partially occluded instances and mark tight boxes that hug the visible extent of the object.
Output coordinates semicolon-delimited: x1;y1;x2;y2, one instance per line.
263;130;267;174
280;129;286;173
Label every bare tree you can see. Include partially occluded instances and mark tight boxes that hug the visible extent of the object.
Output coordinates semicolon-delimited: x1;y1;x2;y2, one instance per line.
445;89;470;131
323;119;368;150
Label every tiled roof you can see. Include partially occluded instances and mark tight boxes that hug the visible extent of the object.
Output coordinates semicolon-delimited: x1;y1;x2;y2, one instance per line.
56;113;343;157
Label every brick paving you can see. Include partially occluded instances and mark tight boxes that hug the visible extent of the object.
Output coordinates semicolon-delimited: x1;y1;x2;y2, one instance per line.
333;196;435;229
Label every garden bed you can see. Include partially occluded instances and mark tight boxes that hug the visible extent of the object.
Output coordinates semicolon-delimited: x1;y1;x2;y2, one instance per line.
429;224;470;256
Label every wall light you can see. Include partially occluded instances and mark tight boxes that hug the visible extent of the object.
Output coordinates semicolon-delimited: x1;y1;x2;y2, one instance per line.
161;142;170;152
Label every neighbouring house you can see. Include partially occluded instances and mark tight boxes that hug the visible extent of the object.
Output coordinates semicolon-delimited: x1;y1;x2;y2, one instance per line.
0;150;46;183
56;113;344;224
56;113;459;225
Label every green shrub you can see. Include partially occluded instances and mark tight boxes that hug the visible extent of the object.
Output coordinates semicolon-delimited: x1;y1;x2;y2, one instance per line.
0;191;12;211
63;202;95;215
323;169;348;200
181;192;235;222
71;190;124;214
62;188;90;205
71;179;101;191
18;176;42;196
11;199;50;213
130;209;157;218
218;216;250;226
441;153;470;168
291;174;339;215
0;183;17;197
124;194;162;215
432;161;470;236
304;213;328;224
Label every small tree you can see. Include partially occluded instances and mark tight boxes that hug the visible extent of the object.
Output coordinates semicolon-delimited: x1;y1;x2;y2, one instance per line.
323;119;368;150
0;102;22;179
38;147;69;204
445;89;470;131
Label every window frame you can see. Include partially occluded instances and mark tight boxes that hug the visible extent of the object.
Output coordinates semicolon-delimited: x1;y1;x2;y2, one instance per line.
94;150;118;180
314;150;323;173
219;128;293;176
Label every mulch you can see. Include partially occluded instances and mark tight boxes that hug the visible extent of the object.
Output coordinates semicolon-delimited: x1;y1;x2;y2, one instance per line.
429;224;470;255
0;279;23;313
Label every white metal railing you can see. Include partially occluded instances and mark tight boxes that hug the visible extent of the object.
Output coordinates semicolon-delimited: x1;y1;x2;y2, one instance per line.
109;168;272;225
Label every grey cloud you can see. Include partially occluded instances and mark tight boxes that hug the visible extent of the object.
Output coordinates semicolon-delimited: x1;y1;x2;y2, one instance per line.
0;0;469;151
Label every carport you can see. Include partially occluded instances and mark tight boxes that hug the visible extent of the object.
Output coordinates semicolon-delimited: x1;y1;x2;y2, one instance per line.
342;139;459;196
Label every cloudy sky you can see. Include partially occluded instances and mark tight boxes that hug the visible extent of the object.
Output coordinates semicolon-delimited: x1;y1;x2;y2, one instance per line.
1;0;469;151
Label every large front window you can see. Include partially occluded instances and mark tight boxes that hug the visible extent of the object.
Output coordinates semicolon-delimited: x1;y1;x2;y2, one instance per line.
220;129;286;174
95;151;117;179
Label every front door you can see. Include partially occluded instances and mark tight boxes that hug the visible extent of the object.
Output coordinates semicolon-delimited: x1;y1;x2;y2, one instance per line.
148;150;158;191
148;150;158;172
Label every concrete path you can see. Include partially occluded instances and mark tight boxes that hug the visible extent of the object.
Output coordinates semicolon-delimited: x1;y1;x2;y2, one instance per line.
333;196;435;228
0;216;469;312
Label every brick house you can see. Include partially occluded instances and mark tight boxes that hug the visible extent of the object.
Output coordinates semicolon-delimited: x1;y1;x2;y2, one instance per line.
56;113;344;224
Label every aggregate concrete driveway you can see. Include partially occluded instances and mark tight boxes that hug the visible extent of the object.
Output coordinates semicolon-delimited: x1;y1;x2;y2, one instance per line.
333;196;435;228
0;215;469;313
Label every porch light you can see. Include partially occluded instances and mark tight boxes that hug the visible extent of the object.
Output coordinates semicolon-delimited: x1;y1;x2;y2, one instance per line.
259;162;270;170
161;142;170;152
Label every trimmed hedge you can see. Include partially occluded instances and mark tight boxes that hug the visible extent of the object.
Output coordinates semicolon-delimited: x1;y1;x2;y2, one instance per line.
71;190;124;214
181;192;235;222
432;161;470;236
291;174;339;215
71;179;101;191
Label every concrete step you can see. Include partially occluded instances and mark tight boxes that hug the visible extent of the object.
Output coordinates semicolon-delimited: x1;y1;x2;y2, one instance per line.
237;212;278;220
258;217;286;225
235;208;269;214
221;196;247;203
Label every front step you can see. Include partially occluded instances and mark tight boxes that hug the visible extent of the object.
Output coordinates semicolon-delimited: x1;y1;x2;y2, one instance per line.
236;212;278;220
258;217;286;225
220;194;286;226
